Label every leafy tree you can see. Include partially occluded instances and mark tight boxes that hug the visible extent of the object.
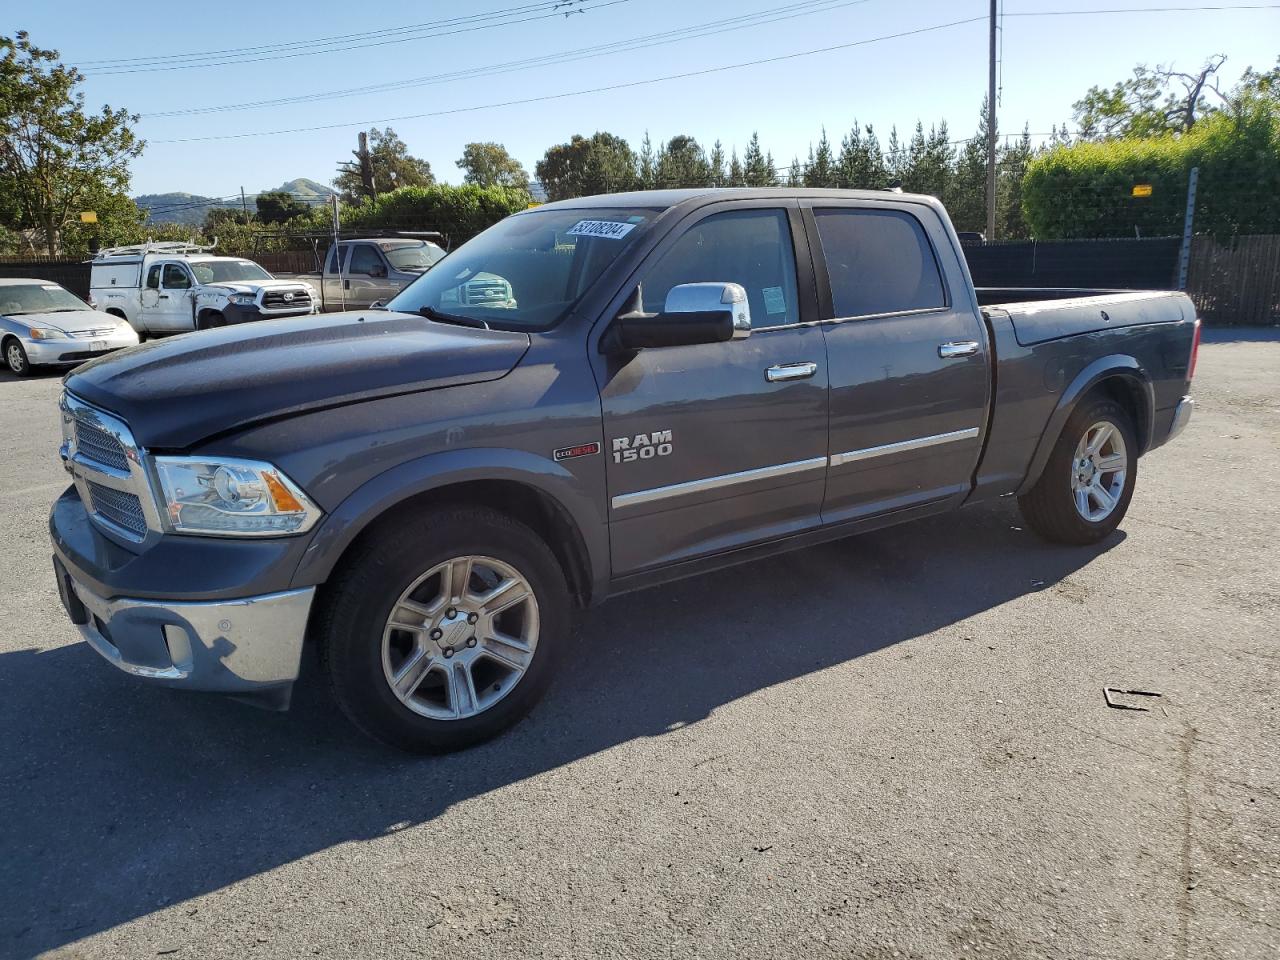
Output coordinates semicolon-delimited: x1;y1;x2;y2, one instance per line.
535;132;637;200
0;32;144;254
655;134;710;187
455;141;530;191
333;127;433;203
255;190;307;224
1073;55;1229;140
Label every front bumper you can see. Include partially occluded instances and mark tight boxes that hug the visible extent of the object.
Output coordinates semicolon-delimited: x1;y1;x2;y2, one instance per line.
223;303;315;325
54;557;313;708
25;331;138;365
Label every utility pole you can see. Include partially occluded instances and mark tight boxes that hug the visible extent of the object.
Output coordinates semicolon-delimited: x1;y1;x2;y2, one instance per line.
985;0;998;242
240;186;248;219
355;131;376;202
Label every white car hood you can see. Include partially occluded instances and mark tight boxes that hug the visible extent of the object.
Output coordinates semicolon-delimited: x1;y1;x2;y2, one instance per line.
204;279;310;295
13;309;120;335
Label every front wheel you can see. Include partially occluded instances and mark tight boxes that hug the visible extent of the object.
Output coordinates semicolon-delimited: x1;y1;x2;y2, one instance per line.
4;338;32;376
1018;396;1138;545
316;505;569;753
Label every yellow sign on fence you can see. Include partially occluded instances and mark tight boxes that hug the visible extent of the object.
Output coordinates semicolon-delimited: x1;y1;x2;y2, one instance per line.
1132;184;1153;198
79;211;98;223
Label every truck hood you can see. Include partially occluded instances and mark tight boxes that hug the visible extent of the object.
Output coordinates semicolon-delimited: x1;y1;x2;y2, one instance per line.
64;311;531;448
202;279;311;295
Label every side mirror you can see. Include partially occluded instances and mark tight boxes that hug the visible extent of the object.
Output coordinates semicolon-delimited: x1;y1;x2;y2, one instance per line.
369;299;387;310
606;282;751;352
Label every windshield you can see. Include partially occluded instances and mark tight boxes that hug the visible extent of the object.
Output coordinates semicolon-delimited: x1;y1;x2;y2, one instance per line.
0;283;90;316
386;207;657;331
191;260;273;284
380;240;447;272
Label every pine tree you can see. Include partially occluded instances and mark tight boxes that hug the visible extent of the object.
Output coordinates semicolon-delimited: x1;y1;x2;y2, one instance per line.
804;127;835;187
835;122;887;188
637;131;656;189
729;149;744;185
997;125;1034;239
743;132;776;186
708;140;726;185
788;156;804;185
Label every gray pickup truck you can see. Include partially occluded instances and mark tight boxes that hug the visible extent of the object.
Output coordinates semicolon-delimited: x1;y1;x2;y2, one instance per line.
300;236;449;311
49;188;1199;753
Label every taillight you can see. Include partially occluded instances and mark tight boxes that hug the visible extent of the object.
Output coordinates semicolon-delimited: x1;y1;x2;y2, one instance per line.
1187;318;1202;381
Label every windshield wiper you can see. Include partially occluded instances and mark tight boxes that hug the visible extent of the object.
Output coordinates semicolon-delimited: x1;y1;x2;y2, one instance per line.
418;306;489;330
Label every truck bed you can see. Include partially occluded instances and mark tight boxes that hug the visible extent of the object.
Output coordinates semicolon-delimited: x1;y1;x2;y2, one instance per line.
976;288;1190;346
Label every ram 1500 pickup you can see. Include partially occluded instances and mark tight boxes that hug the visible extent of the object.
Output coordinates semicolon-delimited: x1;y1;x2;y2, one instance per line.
50;189;1199;753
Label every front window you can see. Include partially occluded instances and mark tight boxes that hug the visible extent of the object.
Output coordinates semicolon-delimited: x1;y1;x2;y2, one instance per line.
380;239;447;273
0;282;90;316
189;260;273;284
387;207;657;331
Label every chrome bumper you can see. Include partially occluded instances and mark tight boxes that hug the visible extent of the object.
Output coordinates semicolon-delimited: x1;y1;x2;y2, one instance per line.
61;569;314;708
1167;395;1194;442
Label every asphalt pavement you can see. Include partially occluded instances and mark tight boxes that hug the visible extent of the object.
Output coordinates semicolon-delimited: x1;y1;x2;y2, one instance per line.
2;330;1277;959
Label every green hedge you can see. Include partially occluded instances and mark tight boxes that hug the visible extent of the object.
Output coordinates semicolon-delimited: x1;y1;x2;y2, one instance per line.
344;183;532;244
1023;106;1280;239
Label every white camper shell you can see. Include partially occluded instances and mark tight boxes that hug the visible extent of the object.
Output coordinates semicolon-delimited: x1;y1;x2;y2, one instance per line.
89;242;315;336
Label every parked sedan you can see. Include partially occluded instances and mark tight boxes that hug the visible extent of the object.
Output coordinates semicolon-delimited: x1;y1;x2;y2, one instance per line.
1;278;139;376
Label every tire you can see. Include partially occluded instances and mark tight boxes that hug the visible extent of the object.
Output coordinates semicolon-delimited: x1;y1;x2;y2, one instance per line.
4;338;32;376
199;311;226;330
316;505;570;753
1018;396;1138;545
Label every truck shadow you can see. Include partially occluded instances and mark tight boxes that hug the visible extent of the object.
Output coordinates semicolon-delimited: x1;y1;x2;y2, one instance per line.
2;502;1118;956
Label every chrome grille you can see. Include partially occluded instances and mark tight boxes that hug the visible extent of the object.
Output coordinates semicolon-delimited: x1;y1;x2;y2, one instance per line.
263;288;311;309
86;481;147;537
70;328;115;339
74;419;129;471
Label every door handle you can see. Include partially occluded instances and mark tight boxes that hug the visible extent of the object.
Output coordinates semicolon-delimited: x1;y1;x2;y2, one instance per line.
158;294;169;299
765;361;818;382
938;341;979;358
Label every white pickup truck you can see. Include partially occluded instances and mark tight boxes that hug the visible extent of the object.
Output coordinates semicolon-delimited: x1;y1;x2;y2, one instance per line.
90;242;316;336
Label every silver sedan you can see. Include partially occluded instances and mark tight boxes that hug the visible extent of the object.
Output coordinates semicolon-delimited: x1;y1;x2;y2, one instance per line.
1;278;139;376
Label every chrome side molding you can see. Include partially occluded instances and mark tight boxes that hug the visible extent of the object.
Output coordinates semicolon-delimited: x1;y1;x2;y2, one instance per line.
612;456;827;510
829;428;980;467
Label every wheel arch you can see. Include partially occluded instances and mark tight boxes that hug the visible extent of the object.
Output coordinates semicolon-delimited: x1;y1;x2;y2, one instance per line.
1017;355;1154;496
292;450;607;608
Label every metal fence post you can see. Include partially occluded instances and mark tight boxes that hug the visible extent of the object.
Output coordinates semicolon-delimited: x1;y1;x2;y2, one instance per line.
1177;166;1199;290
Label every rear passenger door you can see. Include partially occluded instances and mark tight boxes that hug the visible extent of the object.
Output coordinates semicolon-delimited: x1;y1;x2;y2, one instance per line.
803;201;990;524
597;202;829;575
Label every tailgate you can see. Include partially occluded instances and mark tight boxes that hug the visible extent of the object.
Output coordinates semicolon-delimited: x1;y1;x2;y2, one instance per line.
997;291;1190;347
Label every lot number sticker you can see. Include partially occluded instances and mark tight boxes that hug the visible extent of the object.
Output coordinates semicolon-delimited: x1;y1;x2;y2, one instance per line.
567;220;636;240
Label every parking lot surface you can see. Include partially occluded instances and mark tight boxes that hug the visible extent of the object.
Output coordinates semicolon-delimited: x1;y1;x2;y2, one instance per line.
2;331;1277;960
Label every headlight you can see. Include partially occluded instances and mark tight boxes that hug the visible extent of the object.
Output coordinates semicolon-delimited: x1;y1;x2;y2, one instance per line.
228;293;256;305
28;327;68;340
154;457;321;536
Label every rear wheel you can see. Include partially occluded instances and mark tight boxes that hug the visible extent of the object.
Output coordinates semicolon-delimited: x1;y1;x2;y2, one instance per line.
4;338;31;376
316;505;569;753
1018;396;1137;545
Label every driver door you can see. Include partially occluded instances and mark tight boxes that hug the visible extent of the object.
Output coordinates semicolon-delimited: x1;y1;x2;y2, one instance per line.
345;243;391;309
595;203;829;575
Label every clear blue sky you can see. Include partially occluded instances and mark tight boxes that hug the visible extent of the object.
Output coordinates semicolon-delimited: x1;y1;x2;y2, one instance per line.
11;0;1280;197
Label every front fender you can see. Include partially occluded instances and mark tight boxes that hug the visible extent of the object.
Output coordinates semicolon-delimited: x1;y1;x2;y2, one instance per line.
1016;354;1154;496
290;446;608;598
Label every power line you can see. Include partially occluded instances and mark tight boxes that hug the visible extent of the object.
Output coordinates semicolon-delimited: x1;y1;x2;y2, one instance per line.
146;3;1280;143
140;0;871;118
83;0;631;76
153;16;990;144
75;1;566;66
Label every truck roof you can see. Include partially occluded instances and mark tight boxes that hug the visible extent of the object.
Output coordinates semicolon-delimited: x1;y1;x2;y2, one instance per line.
534;187;939;211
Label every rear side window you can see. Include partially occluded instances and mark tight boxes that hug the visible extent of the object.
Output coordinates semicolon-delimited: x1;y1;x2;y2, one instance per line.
326;246;341;274
146;265;161;289
813;208;946;318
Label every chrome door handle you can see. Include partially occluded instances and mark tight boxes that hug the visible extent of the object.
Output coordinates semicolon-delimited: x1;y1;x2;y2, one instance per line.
765;361;818;382
938;341;979;358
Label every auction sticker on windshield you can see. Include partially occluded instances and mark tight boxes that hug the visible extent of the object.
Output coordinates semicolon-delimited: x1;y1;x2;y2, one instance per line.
567;220;637;240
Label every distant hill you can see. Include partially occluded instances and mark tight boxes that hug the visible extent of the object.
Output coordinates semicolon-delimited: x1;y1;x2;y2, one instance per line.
136;178;336;225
